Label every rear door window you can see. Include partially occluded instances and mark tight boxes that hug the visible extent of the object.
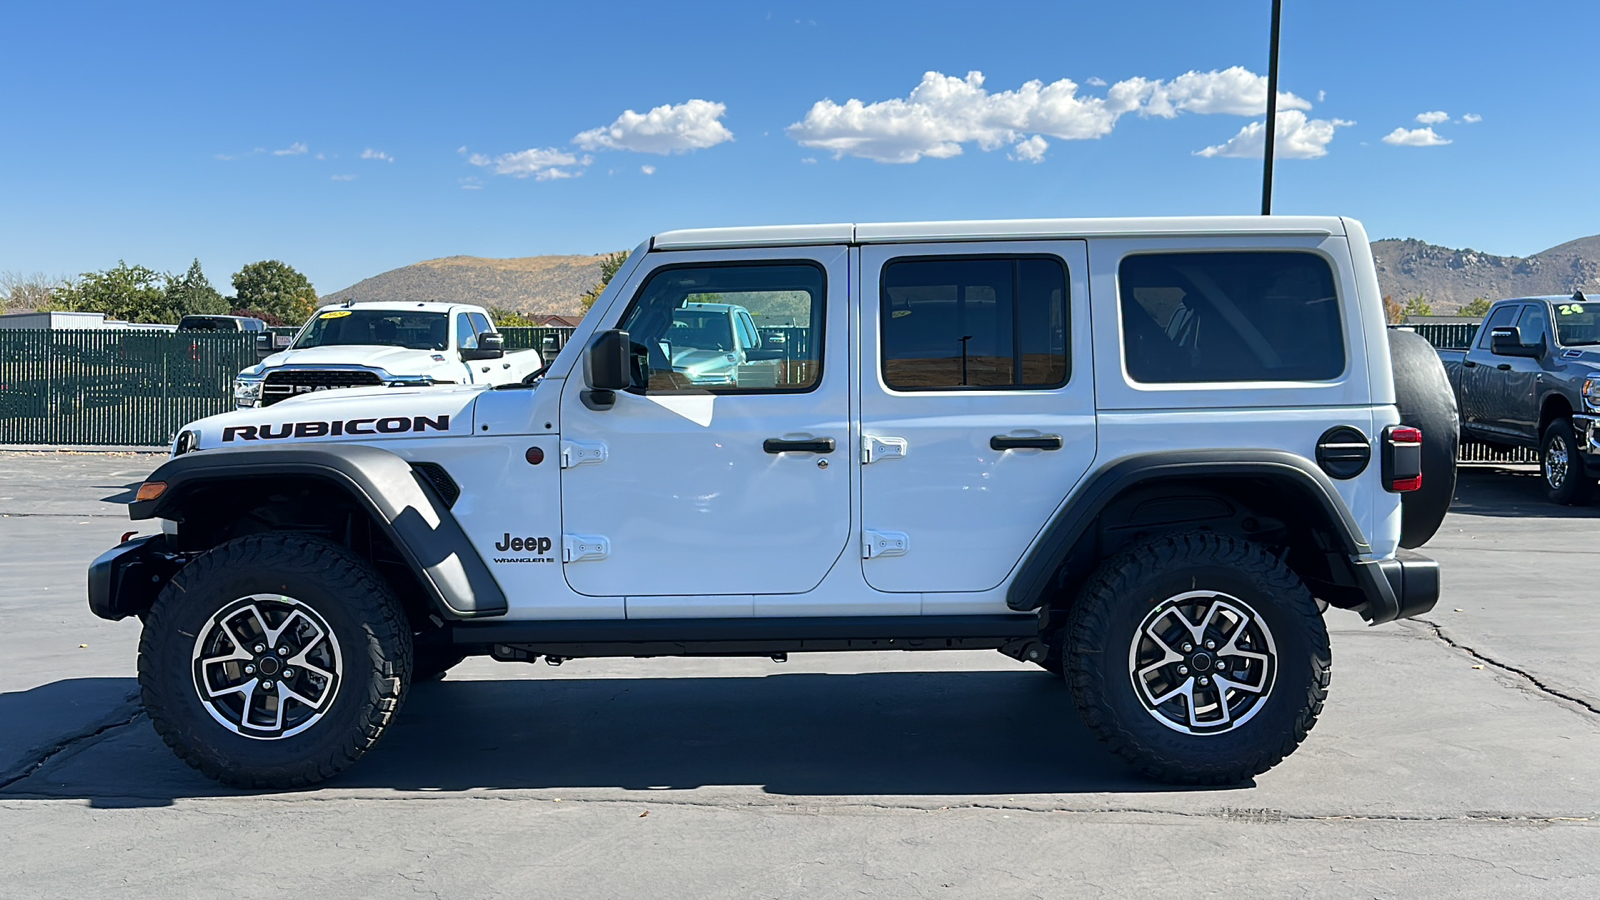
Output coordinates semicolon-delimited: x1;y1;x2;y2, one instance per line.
1119;251;1344;383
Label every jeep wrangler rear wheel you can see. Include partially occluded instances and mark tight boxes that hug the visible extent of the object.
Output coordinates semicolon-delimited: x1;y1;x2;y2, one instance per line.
138;533;412;788
1065;532;1330;785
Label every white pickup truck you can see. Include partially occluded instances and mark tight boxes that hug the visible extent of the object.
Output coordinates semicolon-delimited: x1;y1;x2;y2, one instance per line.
232;301;542;408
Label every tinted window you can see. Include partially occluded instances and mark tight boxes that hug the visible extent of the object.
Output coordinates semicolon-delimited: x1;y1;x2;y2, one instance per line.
1554;301;1600;346
880;257;1068;390
1517;303;1551;345
1120;252;1343;383
1476;304;1519;349
295;310;450;351
618;263;824;393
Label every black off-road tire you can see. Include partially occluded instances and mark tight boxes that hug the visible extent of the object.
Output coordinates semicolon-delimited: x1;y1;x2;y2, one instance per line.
1389;328;1459;548
1065;532;1331;785
1541;419;1594;506
138;534;412;789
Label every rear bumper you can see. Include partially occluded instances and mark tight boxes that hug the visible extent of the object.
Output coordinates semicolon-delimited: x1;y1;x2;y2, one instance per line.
87;534;182;621
1350;549;1440;625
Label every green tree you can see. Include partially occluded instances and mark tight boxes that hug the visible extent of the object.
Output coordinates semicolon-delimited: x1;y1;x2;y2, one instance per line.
43;261;171;323
165;259;229;319
1461;297;1492;318
1402;295;1433;318
233;260;318;324
580;250;629;311
488;306;537;327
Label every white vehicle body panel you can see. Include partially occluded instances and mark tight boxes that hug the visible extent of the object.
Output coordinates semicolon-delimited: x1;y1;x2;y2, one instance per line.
172;218;1406;621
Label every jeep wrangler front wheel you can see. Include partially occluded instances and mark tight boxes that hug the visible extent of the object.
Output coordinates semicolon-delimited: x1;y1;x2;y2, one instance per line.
138;534;412;788
1065;532;1330;785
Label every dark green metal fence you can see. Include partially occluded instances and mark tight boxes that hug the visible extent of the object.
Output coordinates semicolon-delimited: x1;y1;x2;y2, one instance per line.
1;330;261;445
1394;322;1479;350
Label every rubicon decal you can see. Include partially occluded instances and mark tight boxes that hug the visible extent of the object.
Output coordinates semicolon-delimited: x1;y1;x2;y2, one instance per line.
223;415;451;442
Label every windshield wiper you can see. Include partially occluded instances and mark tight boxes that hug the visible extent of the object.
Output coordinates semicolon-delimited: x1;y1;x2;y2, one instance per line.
493;363;551;390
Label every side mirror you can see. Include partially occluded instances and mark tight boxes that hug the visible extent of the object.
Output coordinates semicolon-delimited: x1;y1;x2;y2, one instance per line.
1490;326;1542;358
541;334;561;357
255;333;274;359
583;330;631;407
461;332;505;361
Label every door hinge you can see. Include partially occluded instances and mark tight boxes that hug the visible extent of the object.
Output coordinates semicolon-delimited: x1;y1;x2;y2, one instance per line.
862;529;910;559
560;440;608;469
862;435;908;464
563;534;611;563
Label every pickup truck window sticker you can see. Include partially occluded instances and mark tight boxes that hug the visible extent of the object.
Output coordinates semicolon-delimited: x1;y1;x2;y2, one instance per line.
320;310;353;319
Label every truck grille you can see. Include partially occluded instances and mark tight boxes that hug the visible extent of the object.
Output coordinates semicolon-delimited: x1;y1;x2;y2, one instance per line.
262;370;384;406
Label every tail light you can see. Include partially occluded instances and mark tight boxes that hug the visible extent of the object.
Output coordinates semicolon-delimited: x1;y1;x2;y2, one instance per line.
1382;425;1423;492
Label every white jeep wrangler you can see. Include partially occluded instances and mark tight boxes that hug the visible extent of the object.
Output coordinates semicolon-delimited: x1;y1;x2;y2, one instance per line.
89;216;1453;788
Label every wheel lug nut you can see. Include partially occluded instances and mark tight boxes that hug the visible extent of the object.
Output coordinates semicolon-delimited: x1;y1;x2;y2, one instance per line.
1182;643;1193;652
261;680;274;690
283;669;295;678
1205;640;1215;650
1178;666;1189;675
254;644;265;653
1199;676;1210;686
244;665;255;675
278;647;289;656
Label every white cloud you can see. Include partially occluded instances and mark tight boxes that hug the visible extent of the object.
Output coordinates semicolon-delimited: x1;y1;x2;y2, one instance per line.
1195;110;1353;159
800;157;818;164
1415;110;1450;125
361;149;394;163
1462;113;1483;123
1010;134;1049;163
574;99;734;154
786;67;1320;164
468;147;591;179
1317;90;1327;103
273;142;308;156
1138;66;1311;118
1382;126;1451;147
640;164;656;175
1086;76;1107;87
786;71;1129;164
330;174;356;182
459;176;483;191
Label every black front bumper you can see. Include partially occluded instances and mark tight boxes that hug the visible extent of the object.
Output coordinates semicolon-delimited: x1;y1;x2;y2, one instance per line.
1350;548;1440;625
87;534;183;621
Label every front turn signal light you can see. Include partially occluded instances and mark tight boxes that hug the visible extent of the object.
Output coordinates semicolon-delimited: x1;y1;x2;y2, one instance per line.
135;481;168;503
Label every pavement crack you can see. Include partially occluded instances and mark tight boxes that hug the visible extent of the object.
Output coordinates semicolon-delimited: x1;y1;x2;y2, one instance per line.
1410;618;1600;719
0;706;146;792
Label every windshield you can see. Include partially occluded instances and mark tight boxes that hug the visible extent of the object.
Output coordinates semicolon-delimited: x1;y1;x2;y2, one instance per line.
670;309;736;351
294;310;449;350
1555;301;1600;346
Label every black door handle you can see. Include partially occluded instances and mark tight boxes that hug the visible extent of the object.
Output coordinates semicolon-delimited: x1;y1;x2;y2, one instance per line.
764;437;835;454
990;434;1064;451
1497;363;1512;370
1462;360;1477;368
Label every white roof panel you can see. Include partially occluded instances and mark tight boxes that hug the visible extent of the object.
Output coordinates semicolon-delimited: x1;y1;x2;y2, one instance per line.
652;216;1345;250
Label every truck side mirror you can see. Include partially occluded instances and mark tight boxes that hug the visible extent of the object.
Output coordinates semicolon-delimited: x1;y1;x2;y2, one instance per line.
461;332;505;361
255;333;274;359
583;329;631;408
1489;326;1542;358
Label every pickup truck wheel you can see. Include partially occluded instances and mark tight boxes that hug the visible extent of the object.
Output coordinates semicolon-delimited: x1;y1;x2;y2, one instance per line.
1389;329;1459;547
138;534;412;788
1065;532;1330;785
1541;419;1594;505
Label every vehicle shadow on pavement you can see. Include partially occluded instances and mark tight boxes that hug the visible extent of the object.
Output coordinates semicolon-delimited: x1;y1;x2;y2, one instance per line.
1451;466;1600;518
12;670;1216;804
95;482;142;505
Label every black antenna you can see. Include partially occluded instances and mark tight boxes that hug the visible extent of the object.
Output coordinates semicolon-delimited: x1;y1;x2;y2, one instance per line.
1575;290;1588;302
1262;0;1283;215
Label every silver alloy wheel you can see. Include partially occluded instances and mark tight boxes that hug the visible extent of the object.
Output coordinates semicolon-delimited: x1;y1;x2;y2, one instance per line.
1546;433;1570;489
1128;590;1278;735
190;594;343;740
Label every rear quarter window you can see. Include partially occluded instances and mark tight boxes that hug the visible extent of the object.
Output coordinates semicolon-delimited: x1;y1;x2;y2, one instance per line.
1119;251;1344;383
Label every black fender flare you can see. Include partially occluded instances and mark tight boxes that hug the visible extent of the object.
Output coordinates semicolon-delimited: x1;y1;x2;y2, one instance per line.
131;444;507;618
1006;450;1368;612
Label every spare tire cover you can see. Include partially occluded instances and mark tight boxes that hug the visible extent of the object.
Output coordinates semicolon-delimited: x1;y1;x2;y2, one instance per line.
1388;329;1459;548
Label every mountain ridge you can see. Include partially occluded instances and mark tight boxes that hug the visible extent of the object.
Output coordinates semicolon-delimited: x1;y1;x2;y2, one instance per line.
319;234;1600;319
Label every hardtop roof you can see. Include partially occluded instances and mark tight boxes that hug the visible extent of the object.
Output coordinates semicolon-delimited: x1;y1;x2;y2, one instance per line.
652;216;1349;251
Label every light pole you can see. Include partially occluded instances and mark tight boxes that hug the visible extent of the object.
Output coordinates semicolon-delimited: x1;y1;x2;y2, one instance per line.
1262;0;1282;215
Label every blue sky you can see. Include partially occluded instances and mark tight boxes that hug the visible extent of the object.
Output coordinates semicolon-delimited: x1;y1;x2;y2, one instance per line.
2;0;1595;296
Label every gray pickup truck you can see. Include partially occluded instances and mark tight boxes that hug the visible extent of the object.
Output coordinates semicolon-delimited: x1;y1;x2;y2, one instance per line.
1437;291;1600;503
